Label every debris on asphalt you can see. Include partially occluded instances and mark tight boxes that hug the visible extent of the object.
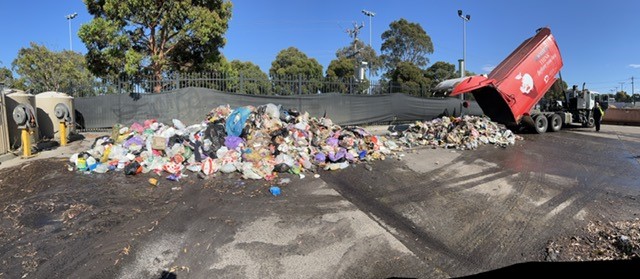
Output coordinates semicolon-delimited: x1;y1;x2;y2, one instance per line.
396;115;522;150
68;104;522;182
545;219;640;261
269;186;281;196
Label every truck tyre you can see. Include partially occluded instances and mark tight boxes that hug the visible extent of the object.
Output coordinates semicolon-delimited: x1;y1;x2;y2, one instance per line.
533;115;548;134
548;114;562;132
587;116;595;128
582;117;595;128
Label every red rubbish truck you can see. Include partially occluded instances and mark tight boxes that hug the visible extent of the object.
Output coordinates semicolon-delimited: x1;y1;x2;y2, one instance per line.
444;27;597;133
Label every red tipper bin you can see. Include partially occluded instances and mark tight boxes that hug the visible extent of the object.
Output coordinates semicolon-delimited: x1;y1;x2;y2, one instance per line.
450;27;563;125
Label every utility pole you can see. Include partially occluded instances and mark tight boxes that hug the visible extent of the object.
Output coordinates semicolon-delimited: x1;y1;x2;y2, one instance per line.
632;76;635;95
619;82;625;93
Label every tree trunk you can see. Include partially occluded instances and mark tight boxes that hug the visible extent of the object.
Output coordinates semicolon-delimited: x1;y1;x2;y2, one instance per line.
153;68;162;93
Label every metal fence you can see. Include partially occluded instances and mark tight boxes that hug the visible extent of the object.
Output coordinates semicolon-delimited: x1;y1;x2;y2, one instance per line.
78;72;441;97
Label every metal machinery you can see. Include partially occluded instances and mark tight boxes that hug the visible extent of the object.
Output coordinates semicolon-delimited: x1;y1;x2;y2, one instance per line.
12;103;37;157
54;103;72;146
436;27;598;134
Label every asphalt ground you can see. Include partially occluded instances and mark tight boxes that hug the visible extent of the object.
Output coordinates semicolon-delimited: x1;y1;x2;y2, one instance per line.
0;124;639;278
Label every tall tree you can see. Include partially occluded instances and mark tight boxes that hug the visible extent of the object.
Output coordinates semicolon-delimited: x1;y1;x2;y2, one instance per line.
230;60;270;94
380;18;434;71
336;40;382;76
326;57;355;80
0;66;14;86
615;91;630;102
543;79;568;101
325;56;365;93
269;47;323;95
11;43;95;96
79;0;232;92
424;61;457;91
389;61;430;96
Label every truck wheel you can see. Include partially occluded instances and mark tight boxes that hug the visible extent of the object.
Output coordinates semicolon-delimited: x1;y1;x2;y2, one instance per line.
582;117;596;128
533;115;548;134
547;114;562;132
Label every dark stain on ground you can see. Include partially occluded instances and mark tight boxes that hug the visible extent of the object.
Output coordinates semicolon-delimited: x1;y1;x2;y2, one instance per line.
0;158;273;279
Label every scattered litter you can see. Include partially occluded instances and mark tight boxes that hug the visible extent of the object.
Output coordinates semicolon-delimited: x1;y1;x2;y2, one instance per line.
396;115;522;150
148;178;159;186
269;186;281;196
279;178;291;185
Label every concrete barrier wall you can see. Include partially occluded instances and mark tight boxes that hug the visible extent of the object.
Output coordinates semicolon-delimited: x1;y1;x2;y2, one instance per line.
602;108;640;126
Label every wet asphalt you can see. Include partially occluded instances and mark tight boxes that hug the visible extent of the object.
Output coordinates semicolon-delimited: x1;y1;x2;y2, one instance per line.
1;124;639;278
321;124;640;277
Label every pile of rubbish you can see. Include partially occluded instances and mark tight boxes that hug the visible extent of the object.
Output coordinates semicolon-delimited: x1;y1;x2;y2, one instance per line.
396;115;522;150
69;104;522;182
70;104;400;181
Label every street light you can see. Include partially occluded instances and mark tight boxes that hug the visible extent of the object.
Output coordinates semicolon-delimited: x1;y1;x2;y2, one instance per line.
66;12;78;51
458;10;471;78
362;9;376;95
361;10;375;47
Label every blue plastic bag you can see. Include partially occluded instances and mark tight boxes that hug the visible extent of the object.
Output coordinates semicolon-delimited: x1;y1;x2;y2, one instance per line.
225;107;252;137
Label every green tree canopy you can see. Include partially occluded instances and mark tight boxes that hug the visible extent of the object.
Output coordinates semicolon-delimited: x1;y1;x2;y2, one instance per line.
544;79;568;101
269;47;323;95
0;66;15;87
380;18;434;72
326;57;355;80
230;60;270;94
325;56;370;93
269;47;323;78
615;91;630;102
389;61;430;96
424;61;457;91
336;40;382;76
11;43;95;96
79;0;232;92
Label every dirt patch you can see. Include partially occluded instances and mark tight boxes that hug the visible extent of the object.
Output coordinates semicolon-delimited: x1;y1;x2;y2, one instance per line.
545;219;640;261
0;158;269;279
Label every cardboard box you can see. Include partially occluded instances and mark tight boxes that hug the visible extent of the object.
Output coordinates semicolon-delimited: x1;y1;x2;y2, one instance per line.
152;136;167;150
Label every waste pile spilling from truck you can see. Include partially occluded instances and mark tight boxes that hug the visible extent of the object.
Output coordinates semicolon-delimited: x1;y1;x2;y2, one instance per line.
438;27;598;133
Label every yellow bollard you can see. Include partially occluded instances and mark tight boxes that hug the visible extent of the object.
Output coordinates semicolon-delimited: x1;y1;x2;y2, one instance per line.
59;121;67;146
21;128;32;157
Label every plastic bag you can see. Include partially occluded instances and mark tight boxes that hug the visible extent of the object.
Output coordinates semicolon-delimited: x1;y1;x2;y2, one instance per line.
124;161;141;175
225;107;252;137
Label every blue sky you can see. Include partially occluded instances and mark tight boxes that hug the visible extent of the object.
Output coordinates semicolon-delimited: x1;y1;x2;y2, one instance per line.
2;0;640;94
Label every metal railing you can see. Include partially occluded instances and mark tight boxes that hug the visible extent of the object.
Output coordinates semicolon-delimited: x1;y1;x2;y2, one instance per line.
74;72;441;97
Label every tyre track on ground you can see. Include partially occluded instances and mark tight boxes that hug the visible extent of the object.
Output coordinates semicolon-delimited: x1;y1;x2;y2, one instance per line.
322;165;485;277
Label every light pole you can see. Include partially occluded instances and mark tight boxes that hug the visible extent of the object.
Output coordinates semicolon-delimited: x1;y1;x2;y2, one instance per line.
458;10;471;78
361;10;375;47
66;12;78;51
457;10;471;113
362;10;375;95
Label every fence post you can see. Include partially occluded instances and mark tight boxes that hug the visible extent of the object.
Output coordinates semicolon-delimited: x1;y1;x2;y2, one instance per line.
298;74;302;95
176;72;180;90
239;72;244;94
349;78;353;94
